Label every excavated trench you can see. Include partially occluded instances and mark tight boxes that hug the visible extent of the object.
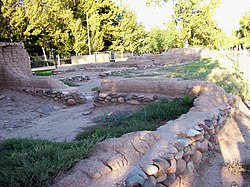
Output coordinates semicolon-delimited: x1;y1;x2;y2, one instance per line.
53;77;236;187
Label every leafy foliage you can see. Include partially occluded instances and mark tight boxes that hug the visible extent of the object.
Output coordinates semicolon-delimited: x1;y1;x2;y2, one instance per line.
167;0;225;49
237;11;250;48
0;0;144;55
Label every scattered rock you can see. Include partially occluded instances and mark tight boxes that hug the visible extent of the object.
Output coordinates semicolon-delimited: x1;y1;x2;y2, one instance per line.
143;164;159;176
142;176;157;187
99;93;107;98
118;97;125;103
191;150;202;164
167;159;177;174
125;175;145;187
126;99;140;105
162;153;175;160
183;146;191;156
154;170;167;182
175;150;184;160
176;158;186;175
209;134;219;143
162;174;176;186
168;176;180;187
183;154;191;163
67;99;76;106
0;95;5;100
166;145;178;154
174;138;191;151
156;183;165;187
186;129;201;137
197;139;208;153
82;111;92;115
153;158;170;171
187;161;195;172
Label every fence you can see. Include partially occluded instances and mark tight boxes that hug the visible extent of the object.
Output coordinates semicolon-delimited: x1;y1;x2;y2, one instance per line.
71;51;133;65
30;51;133;68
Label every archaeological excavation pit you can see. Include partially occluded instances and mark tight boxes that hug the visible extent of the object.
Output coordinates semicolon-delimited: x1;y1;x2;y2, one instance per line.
53;77;236;187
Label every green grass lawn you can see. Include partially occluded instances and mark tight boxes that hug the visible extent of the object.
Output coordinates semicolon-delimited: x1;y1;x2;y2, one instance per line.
32;69;53;76
160;58;250;101
0;98;192;187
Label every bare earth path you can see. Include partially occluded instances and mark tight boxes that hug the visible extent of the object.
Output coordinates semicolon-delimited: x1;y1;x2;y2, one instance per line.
0;65;143;141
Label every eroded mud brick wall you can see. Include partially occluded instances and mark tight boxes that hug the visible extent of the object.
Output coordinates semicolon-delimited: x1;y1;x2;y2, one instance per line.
0;42;69;90
0;42;32;88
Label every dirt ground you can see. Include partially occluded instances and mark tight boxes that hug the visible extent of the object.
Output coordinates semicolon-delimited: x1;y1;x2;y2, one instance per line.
0;65;146;142
1;63;250;186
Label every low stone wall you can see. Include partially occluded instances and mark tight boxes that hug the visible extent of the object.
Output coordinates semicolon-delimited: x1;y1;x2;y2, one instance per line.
53;78;235;187
126;48;203;66
18;88;86;106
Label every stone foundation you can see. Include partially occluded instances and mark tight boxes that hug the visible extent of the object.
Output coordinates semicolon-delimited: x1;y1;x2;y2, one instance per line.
53;78;236;187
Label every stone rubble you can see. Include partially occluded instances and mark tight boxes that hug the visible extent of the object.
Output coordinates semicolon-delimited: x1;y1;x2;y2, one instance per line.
59;75;90;82
16;88;86;106
123;110;229;187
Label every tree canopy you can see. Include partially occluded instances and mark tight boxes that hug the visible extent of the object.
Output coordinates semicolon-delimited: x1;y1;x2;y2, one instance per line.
237;11;250;49
0;0;144;55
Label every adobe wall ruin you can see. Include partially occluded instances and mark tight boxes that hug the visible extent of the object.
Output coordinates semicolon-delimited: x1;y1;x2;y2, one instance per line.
53;78;236;187
0;42;85;105
125;48;203;66
0;42;67;90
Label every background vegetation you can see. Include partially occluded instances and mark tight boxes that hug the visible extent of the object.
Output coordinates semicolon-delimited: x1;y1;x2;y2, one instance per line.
0;0;249;56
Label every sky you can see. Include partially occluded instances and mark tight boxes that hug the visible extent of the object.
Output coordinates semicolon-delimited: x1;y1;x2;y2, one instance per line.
121;0;250;36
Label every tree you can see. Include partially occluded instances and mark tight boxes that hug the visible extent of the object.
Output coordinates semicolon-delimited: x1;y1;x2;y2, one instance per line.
0;0;146;55
142;28;168;53
237;11;250;49
167;0;225;49
111;8;146;52
146;0;226;49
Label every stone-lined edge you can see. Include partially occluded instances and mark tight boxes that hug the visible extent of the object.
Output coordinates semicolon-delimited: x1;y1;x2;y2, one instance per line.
14;88;86;106
124;107;230;187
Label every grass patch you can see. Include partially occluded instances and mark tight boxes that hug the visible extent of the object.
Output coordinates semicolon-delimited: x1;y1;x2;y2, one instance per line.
160;58;250;100
0;97;192;186
76;97;193;141
160;58;220;80
0;138;99;187
91;86;99;91
62;81;80;87
33;69;53;76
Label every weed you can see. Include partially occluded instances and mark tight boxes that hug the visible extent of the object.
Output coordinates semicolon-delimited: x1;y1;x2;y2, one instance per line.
62;81;79;87
224;160;250;173
91;86;99;91
0;138;98;187
32;69;53;76
76;98;193;141
0;98;193;186
160;58;250;100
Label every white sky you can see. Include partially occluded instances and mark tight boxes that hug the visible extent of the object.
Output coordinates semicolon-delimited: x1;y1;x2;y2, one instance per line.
121;0;250;36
